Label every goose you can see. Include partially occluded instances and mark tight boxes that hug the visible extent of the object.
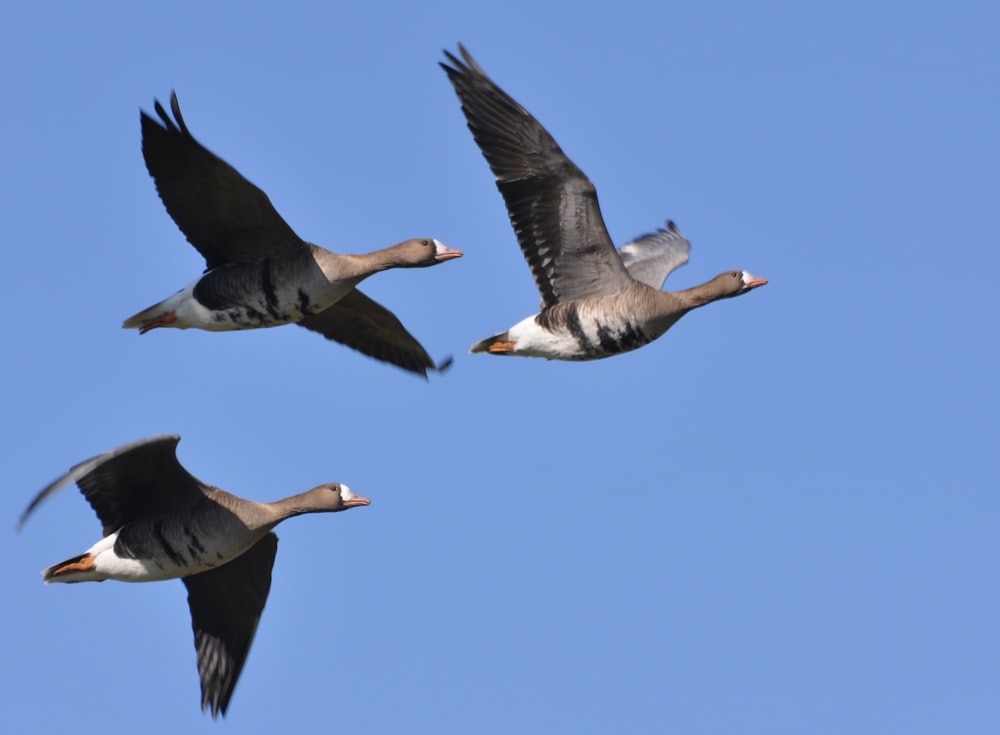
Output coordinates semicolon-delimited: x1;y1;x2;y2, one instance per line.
440;46;766;361
125;93;463;377
17;435;370;717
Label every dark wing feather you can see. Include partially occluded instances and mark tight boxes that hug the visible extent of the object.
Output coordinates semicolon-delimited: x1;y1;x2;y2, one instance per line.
183;533;278;718
18;435;210;537
297;288;438;377
141;92;308;270
618;221;692;290
441;46;633;308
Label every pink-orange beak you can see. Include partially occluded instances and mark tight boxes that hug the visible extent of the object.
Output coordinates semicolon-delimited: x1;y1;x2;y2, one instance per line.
434;241;464;262
743;272;768;289
344;496;372;508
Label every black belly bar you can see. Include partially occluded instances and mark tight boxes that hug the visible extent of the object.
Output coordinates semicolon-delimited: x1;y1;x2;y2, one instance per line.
593;320;649;357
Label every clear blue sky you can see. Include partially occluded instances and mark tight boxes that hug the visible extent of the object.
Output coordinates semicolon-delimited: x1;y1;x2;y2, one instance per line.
2;1;997;733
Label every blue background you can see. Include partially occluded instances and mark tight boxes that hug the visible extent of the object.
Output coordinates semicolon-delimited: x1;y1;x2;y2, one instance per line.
3;1;997;733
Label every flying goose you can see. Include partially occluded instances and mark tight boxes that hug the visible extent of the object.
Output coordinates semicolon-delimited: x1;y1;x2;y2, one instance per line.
125;93;463;377
441;46;766;360
18;435;370;717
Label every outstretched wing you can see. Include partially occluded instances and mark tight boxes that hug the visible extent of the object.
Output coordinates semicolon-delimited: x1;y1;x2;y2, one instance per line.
19;435;210;537
183;533;278;718
297;288;441;377
618;221;691;290
441;46;633;308
141;92;308;270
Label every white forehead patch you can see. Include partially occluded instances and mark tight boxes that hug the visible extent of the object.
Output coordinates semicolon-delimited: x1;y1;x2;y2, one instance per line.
741;270;751;285
339;484;355;501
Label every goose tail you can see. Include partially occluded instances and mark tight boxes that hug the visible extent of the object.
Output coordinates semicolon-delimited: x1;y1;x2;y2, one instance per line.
122;301;167;329
469;332;515;355
42;553;98;584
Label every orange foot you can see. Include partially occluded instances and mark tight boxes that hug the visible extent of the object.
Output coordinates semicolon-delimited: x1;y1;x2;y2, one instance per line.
488;341;517;354
51;555;97;577
139;312;177;335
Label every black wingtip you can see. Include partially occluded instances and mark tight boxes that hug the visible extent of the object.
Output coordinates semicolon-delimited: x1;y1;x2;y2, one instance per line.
414;355;454;381
198;663;233;718
16;469;74;532
441;43;482;77
201;695;226;719
457;43;480;71
152;98;172;130
440;51;462;76
168;91;191;136
148;91;190;137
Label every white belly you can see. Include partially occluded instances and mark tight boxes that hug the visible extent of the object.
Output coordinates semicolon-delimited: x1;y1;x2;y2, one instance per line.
54;526;260;583
507;311;656;360
507;315;591;359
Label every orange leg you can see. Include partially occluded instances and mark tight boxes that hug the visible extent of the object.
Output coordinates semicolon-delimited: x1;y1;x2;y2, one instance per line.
50;555;97;577
139;312;178;335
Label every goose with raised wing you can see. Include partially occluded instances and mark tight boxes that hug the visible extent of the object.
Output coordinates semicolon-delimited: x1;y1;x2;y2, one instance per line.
125;93;462;376
18;435;370;718
441;46;766;361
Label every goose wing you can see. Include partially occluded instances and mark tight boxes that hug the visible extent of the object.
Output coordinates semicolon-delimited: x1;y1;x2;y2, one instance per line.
183;533;278;718
441;46;633;308
19;435;210;537
141;92;308;270
297;288;439;377
618;221;691;290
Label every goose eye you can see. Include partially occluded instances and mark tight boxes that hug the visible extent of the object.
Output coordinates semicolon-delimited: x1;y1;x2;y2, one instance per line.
732;271;740;278
421;239;430;247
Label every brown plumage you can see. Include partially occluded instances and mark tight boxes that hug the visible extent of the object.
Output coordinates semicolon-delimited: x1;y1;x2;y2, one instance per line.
125;92;463;376
19;435;370;717
442;46;766;361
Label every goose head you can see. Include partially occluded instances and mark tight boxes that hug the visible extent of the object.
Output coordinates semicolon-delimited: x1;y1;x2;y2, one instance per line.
389;238;463;268
691;270;768;305
301;483;371;512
